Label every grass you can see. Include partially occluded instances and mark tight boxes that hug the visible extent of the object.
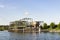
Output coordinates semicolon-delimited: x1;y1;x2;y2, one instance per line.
55;28;60;30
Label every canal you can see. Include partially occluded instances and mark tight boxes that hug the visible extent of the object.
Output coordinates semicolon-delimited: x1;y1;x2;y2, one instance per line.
0;31;60;40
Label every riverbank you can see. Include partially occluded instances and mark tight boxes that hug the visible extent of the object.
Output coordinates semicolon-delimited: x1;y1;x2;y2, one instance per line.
49;29;60;32
8;29;60;33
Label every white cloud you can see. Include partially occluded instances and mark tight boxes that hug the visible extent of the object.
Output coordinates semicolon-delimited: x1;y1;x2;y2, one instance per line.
25;11;29;15
0;5;5;8
4;5;16;9
0;4;16;9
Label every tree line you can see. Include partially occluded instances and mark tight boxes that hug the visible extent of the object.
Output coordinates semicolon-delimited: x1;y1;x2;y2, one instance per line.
40;22;60;30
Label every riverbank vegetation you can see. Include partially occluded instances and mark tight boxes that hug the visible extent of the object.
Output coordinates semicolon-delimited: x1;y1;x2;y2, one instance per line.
41;22;60;32
0;25;9;31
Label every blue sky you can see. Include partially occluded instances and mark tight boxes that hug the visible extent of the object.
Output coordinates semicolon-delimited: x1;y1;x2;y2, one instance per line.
0;0;60;25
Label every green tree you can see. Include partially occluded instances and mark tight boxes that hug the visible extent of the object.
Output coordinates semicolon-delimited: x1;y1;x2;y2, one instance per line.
50;22;55;29
43;23;48;29
57;22;60;29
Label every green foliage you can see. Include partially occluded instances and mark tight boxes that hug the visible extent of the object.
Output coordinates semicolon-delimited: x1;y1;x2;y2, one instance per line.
0;27;4;31
43;23;48;29
57;22;60;29
50;22;55;29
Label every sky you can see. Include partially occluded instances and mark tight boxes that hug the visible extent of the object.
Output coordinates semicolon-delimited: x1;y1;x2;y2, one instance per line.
0;0;60;25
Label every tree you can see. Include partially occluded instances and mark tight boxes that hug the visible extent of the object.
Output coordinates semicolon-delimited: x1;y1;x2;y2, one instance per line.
50;22;55;29
43;23;48;29
57;22;60;29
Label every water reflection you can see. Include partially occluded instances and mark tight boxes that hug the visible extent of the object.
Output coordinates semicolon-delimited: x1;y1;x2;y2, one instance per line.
31;33;37;40
0;31;60;40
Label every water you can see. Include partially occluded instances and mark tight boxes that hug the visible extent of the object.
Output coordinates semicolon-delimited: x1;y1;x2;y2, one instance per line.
0;31;60;40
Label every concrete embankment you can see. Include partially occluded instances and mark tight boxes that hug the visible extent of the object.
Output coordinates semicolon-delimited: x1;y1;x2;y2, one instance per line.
8;29;39;33
8;29;60;33
40;29;49;32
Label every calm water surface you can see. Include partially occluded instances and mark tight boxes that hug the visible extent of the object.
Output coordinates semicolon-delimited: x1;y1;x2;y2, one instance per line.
0;31;60;40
